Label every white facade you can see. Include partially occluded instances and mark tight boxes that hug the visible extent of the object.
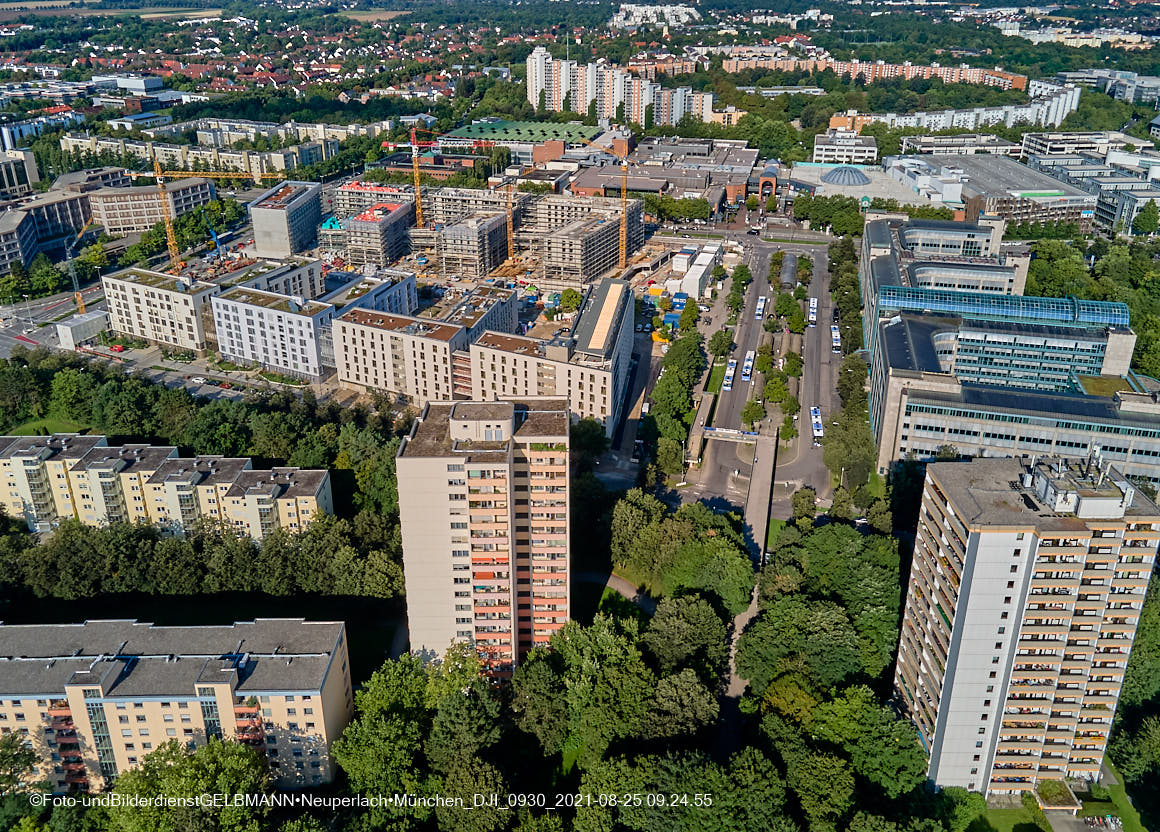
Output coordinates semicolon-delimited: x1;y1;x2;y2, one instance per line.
212;288;334;379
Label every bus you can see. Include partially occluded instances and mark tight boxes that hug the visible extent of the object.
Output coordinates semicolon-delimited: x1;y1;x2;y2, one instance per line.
810;406;825;441
831;324;842;354
722;358;738;392
755;295;767;321
741;350;755;382
808;297;818;327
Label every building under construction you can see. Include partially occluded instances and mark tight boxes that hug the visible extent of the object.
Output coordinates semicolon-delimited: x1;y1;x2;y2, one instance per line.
542;215;625;287
436;213;509;279
345;202;413;267
423;187;531;226
332;180;415;218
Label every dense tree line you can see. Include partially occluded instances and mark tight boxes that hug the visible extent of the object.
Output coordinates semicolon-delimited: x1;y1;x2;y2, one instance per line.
640;329;707;480
1025;238;1160;381
0;347;405;515
117;198;247;267
610;488;755;616
1109;578;1160;827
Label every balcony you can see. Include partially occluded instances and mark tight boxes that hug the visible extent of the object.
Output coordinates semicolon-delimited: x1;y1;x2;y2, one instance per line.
64;772;89;786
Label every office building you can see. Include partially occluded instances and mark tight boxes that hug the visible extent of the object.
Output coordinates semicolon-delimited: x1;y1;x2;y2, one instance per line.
102;269;220;353
470;278;634;435
0;148;38;199
896;457;1156;796
1020;131;1151;158
0;208;38;274
397;398;570;673
813;130;878;164
1056;69;1160;105
861;217;1160;486
0;435;332;538
723;56;1027;90
88;178;215;235
249;182;322;258
900;155;1097;230
899;134;1021;156
344;201;413;267
51;167;131;193
0;619;353;791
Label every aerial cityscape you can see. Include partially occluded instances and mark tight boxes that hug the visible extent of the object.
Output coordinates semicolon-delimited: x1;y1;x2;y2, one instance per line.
0;0;1157;829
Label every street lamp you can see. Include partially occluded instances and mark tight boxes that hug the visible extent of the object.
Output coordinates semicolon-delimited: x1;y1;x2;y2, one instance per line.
22;294;32;327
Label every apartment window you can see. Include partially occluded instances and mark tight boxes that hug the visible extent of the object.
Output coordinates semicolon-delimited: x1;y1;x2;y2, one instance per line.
998;627;1006;635
1010;565;1018;573
1007;581;1015;589
992;656;1000;664
136;715;147;723
976;741;984;748
978;727;986;734
1013;549;1021;557
166;729;176;737
119;716;129;724
1016;532;1025;540
121;729;132;737
984;700;991;707
1004;597;1012;604
1001;612;1009;620
973;755;980;761
989;672;997;679
986;686;994;693
995;642;1003;650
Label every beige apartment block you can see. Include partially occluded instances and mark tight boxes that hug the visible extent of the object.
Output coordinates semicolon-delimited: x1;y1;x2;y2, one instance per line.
470;279;634;435
896;457;1157;798
220;468;333;539
334;309;469;404
0;619;353;792
397;398;570;674
88;178;215;235
102;269;220;353
0;435;330;539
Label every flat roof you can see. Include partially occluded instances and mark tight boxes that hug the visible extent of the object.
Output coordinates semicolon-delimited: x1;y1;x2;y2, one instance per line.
927;457;1160;530
573;278;629;357
351;202;405;223
400;397;570;460
105;268;216;294
443;120;603;144
250;182;316;210
217;286;328;316
914;154;1094;200
337;308;464;342
474;330;544;356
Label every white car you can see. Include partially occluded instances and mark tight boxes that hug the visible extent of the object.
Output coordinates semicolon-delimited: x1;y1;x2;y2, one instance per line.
190;376;207;385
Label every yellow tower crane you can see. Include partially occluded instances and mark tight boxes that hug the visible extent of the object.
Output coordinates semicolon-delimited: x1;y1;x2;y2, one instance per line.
505;182;516;264
127;165;288;272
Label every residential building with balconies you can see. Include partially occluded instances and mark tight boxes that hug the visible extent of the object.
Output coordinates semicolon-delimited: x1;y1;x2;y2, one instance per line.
397;398;570;674
896;457;1157;799
0;619;353;792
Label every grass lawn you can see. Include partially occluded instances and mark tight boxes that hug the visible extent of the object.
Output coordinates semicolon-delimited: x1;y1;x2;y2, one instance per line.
9;417;88;436
766;517;786;550
706;360;726;393
866;471;886;499
1078;768;1147;832
970;806;1039;832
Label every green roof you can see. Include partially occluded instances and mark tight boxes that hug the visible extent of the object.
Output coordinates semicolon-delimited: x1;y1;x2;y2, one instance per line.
443;120;602;144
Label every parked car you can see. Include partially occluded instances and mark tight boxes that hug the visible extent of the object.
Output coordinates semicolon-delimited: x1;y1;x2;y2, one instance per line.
635;324;644;332
109;345;125;352
190;376;207;384
219;382;233;390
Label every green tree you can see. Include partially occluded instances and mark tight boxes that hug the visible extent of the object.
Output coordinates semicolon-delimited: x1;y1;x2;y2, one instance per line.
1133;200;1159;236
656;437;685;476
571;418;610;465
0;732;39;795
678;302;698;333
708;328;733;358
792;487;817;524
787;752;855;828
107;739;270;832
48;368;98;423
746;195;759;211
642;668;719;739
784;352;803;377
560;288;583;311
741;398;766;429
642;594;729;683
511;616;655;770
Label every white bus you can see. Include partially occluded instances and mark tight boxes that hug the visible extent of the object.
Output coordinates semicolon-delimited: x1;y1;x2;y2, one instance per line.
810;406;824;440
831;324;842;354
755;295;767;321
722;358;738;392
741;350;755;382
808;297;818;327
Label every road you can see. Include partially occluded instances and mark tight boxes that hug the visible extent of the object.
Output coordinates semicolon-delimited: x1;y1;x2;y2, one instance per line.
685;235;838;519
0;285;106;357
